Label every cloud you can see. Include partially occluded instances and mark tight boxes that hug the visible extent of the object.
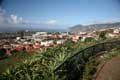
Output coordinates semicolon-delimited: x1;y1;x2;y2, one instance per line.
37;20;57;27
0;7;57;27
84;18;120;25
0;8;60;32
45;20;57;25
28;20;58;27
10;14;23;24
0;8;5;23
0;8;25;25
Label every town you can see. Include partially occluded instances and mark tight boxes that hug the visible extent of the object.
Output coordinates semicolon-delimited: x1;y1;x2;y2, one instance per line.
0;27;120;58
1;0;120;79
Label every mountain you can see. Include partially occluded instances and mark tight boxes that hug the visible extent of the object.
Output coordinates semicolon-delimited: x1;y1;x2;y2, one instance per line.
69;22;120;32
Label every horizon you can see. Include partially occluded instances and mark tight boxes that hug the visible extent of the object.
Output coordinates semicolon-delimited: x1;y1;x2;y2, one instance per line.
0;0;120;32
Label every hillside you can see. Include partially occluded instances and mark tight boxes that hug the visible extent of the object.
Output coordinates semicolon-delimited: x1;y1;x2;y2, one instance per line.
69;22;120;32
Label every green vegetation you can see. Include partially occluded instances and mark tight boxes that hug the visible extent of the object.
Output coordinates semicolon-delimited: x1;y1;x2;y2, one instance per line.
0;51;37;73
82;45;120;80
82;56;100;80
0;39;120;80
99;31;107;40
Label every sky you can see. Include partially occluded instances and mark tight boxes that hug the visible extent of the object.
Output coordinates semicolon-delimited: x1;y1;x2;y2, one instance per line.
0;0;120;31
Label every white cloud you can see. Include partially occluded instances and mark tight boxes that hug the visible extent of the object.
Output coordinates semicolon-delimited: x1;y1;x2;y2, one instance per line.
45;20;57;25
0;8;57;28
29;20;57;27
0;8;24;25
10;14;23;24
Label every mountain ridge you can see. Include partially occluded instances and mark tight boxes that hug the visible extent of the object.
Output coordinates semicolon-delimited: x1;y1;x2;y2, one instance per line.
69;22;120;32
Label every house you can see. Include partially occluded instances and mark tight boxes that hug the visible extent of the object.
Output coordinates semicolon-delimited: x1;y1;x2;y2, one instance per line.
81;36;86;42
79;32;87;35
16;37;21;40
41;40;54;47
99;28;107;32
81;35;95;42
56;40;65;44
33;42;40;49
14;45;23;52
72;35;80;42
113;28;120;34
25;44;34;52
106;33;120;39
32;32;48;39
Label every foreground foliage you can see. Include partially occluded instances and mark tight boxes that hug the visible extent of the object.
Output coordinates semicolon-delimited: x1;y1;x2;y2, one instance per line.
0;40;97;80
0;39;119;80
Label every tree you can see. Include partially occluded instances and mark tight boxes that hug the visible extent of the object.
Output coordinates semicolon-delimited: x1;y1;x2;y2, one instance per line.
99;31;107;39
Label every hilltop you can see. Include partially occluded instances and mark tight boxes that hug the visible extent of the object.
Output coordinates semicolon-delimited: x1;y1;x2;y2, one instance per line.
69;22;120;32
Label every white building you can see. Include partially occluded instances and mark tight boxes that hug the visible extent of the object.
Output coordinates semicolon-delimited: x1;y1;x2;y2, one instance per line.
56;40;65;44
16;37;21;40
113;28;120;34
41;40;54;47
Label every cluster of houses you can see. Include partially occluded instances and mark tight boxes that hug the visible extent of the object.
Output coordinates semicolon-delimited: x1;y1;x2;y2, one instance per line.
72;27;120;42
106;28;120;39
0;32;68;57
0;27;120;57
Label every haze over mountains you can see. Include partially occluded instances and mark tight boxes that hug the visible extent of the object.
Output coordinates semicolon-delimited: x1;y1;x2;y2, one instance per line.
69;22;120;32
0;25;65;32
0;21;66;32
